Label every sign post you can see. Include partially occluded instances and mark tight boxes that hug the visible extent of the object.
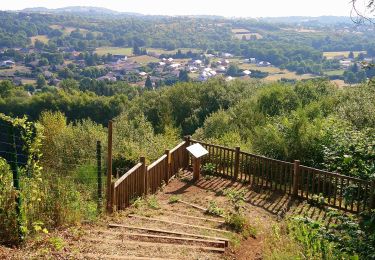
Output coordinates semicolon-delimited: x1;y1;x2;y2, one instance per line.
186;143;208;181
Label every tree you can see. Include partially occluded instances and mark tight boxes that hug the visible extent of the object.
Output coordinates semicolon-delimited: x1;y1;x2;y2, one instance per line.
348;51;354;59
344;71;357;84
0;80;13;97
36;74;47;88
178;70;189;82
351;0;375;24
145;75;153;90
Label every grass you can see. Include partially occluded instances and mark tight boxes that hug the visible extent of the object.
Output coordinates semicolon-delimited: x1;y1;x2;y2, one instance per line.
323;51;366;59
264;72;315;81
147;48;201;55
30;35;49;45
49;25;91;36
128;55;159;64
231;28;250;33
94;47;133;56
0;65;31;77
324;69;344;76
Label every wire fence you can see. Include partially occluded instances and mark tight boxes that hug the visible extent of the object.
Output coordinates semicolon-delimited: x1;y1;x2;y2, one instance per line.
0;118;107;244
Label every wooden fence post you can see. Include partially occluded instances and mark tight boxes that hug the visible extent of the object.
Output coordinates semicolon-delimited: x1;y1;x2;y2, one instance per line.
234;146;240;180
184;135;191;168
106;120;113;213
140;157;147;195
96;141;102;213
292;160;300;197
111;181;116;212
370;179;375;210
165;150;170;184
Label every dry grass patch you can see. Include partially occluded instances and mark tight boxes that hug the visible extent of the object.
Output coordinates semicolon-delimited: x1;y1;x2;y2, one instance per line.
94;47;133;56
30;35;49;45
323;51;366;59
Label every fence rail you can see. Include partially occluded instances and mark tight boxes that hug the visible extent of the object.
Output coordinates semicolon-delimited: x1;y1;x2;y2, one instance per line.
110;141;188;211
109;137;374;213
189;138;375;213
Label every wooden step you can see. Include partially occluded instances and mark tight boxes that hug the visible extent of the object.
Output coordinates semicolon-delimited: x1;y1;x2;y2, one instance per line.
108;223;230;245
168;212;225;223
85;237;226;253
83;254;176;260
97;230;226;247
128;214;231;234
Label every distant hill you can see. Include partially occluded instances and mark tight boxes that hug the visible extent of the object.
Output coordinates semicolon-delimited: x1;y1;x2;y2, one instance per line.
259;16;353;25
21;6;142;16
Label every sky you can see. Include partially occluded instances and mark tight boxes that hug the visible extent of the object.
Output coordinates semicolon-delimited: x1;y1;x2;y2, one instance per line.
0;0;357;17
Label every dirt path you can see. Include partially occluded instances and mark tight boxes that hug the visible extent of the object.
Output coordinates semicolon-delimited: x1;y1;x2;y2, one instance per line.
1;171;320;259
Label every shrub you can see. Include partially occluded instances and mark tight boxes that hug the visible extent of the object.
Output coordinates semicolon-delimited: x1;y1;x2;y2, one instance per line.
168;195;181;204
206;201;225;217
225;213;257;239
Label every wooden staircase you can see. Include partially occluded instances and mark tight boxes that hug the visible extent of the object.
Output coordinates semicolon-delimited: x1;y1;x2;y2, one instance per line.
74;189;233;260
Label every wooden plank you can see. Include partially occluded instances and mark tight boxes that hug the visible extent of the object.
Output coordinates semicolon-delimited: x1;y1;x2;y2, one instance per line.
128;215;231;233
83;253;177;260
178;200;208;212
86;238;226;253
108;224;230;243
168;212;225;223
101;231;226;247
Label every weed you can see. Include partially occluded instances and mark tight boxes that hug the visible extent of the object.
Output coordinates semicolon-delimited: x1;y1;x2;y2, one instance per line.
202;163;216;175
223;188;247;211
146;195;160;210
48;236;65;251
131;197;145;209
310;193;326;208
206;201;225;217
225;213;257;238
169;195;181;204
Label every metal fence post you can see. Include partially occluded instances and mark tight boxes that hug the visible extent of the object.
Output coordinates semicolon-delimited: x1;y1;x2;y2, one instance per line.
8;126;22;242
96;141;102;213
106;120;113;213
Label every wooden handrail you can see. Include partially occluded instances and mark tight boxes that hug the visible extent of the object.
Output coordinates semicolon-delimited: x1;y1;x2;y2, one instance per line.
147;154;167;170
114;163;142;188
300;165;367;183
170;141;186;153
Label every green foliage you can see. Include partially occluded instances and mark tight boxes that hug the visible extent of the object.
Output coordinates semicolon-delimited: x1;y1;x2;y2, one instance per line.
225;213;257;238
322;118;375;179
206;201;225;217
0;158;18;245
223;188;247;211
168;195;181;204
146;195;160;210
288;211;375;259
202;163;215;175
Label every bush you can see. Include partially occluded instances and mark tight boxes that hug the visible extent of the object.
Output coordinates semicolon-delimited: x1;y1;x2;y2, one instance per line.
225;213;257;239
0;159;18;245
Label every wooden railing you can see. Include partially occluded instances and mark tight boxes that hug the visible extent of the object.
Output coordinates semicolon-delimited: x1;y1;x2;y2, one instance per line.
110;141;188;211
189;138;375;213
110;137;374;213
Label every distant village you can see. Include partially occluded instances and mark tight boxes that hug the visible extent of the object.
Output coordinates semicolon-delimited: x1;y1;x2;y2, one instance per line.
0;45;373;91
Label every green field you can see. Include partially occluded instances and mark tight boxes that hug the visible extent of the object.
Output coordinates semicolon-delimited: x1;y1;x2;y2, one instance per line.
94;47;133;56
128;55;159;64
323;51;366;59
324;70;345;76
147;48;201;55
30;35;49;45
0;65;31;77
